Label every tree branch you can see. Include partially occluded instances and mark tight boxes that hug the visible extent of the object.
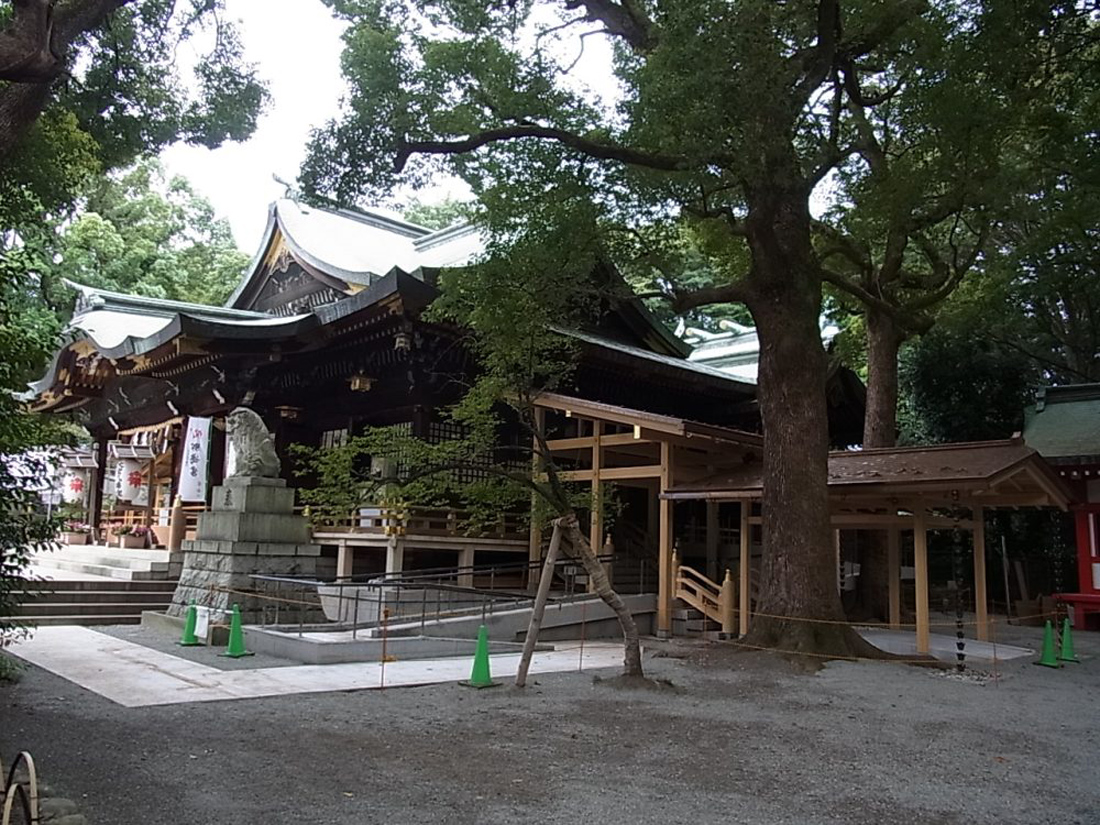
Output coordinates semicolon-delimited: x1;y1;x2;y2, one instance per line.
0;0;59;82
563;0;657;52
396;124;691;173
667;281;755;314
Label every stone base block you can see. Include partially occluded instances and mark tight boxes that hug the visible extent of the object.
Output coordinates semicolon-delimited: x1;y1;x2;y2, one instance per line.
195;511;310;544
211;480;296;515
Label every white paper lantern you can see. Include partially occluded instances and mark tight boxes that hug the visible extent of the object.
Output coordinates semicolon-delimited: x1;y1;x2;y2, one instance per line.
61;469;88;505
115;458;145;503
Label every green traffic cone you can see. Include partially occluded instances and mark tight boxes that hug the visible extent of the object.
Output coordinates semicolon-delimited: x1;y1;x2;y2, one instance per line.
1034;620;1062;668
1058;617;1079;663
460;624;498;688
178;600;201;646
220;603;254;659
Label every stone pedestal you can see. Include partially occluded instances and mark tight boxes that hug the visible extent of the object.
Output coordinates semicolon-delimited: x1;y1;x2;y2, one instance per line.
167;476;320;623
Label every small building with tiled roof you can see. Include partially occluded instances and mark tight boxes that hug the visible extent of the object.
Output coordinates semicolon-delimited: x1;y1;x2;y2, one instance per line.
1024;384;1100;626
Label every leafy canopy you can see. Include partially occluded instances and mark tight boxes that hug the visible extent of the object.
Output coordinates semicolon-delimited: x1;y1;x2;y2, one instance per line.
53;160;249;305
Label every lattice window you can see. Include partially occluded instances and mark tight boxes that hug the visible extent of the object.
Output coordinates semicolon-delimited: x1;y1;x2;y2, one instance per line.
320;428;349;450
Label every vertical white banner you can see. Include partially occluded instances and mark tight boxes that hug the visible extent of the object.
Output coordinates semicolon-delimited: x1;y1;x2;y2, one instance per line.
178;417;212;502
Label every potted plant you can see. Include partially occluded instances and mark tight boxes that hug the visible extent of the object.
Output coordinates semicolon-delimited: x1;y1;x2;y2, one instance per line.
61;520;91;545
115;524;150;549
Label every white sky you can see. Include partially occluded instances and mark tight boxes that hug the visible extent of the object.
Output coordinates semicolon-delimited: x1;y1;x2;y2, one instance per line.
161;2;621;255
161;0;349;254
160;5;822;257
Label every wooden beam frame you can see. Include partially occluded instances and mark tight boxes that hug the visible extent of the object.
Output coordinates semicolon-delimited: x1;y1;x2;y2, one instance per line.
739;502;750;636
658;442;674;637
552;465;664;482
887;526;901;630
973;505;988;641
914;508;930;654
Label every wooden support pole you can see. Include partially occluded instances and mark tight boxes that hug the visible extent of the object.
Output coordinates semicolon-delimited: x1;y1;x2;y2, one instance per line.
739;501;750;636
719;569;735;636
91;438;108;540
385;535;404;576
336;541;354;579
705;500;720;582
914;508;930;654
527;408;545;592
589;421;607;590
887;525;901;630
458;546;476;589
973;505;988;642
515;524;563;687
657;441;674;638
834;528;842;594
168;495;186;554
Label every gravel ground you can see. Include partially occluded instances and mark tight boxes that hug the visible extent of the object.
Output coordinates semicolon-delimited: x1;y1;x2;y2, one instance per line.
1;621;1098;825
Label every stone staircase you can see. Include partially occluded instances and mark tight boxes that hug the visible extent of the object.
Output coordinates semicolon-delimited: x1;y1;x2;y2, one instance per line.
671;603;724;638
30;545;174;581
6;579;177;626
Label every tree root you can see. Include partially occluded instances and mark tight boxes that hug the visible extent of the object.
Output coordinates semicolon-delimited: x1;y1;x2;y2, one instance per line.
741;615;903;662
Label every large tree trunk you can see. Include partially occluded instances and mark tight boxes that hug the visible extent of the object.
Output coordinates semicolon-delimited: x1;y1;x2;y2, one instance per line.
863;309;904;450
851;310;906;621
559;512;644;677
0;80;50;159
740;183;884;658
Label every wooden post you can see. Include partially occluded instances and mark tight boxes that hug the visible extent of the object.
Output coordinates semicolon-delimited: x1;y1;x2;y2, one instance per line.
834;528;842;593
385;535;404;575
705;500;720;581
336;540;354;579
515;523;563;687
657;441;674;638
914;508;930;654
973;505;988;642
887;525;901;630
719;568;735;636
168;495;186;553
527;408;545;592
739;501;750;636
458;545;476;589
91;438;108;541
589;421;607;590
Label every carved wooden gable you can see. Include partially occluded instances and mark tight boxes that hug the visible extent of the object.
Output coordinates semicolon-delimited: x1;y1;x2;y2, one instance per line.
246;235;346;316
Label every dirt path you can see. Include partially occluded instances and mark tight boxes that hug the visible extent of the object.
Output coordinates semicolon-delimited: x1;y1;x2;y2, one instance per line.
2;625;1097;825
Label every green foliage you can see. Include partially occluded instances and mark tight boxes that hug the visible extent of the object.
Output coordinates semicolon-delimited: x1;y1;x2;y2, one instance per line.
0;1;265;633
0;250;71;644
0;0;267;225
0;652;24;683
898;322;1037;445
56;1;267;170
402;197;472;230
52;160;249;305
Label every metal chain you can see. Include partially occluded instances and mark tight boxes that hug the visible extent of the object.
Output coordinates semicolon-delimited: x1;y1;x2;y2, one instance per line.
951;489;966;673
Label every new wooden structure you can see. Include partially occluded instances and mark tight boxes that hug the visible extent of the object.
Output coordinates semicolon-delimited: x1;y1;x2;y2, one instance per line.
664;439;1074;652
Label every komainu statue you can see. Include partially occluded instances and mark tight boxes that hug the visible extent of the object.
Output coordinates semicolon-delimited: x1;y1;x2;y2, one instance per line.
226;407;281;478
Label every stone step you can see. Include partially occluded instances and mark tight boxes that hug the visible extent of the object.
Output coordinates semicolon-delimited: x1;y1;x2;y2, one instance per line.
16;579;178;593
1;614;143;627
40;545;172;563
14;589;178;605
15;599;172;617
29;558;168;581
34;551;171;571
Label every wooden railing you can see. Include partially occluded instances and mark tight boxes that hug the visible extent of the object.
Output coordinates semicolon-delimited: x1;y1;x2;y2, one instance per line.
674;556;737;634
304;504;527;541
